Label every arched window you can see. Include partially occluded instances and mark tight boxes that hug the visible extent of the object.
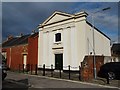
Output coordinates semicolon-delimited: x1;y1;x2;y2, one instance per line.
55;33;61;42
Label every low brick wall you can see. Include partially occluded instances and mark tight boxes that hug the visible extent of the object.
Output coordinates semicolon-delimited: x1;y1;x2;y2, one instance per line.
81;55;104;81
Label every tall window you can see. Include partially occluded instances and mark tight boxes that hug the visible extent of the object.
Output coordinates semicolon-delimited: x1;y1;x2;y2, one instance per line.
55;33;61;42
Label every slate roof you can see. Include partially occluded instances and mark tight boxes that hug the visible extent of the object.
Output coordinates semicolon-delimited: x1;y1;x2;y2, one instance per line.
2;34;31;48
30;32;38;38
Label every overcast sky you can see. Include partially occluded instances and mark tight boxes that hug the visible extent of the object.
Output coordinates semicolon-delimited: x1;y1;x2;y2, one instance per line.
2;2;119;43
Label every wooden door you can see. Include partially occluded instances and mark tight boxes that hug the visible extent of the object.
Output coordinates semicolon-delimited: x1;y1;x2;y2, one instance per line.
55;54;63;70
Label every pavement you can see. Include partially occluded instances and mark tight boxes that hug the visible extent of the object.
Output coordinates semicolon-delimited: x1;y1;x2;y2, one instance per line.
2;71;120;89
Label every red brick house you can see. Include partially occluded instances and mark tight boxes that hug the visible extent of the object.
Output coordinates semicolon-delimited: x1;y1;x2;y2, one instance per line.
2;32;38;70
28;32;38;68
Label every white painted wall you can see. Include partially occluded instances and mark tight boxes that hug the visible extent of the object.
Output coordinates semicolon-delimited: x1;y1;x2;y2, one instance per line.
75;20;87;65
38;12;111;70
85;23;111;56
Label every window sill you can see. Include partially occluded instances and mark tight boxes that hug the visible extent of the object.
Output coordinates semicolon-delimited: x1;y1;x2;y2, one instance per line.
54;41;62;45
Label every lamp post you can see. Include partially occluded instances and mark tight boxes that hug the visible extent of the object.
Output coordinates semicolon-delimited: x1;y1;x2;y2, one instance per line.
91;7;111;79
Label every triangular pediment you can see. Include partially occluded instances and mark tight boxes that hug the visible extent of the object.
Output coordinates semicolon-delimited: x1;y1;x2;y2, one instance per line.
42;11;73;25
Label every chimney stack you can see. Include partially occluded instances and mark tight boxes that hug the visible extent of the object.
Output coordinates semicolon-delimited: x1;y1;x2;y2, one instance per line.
7;35;13;40
31;30;36;35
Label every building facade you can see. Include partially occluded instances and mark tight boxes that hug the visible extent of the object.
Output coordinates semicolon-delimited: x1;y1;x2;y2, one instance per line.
38;11;111;70
38;11;111;71
28;32;38;66
2;33;38;70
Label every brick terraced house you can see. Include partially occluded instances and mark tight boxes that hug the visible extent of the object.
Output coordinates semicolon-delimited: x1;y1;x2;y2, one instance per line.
2;32;38;70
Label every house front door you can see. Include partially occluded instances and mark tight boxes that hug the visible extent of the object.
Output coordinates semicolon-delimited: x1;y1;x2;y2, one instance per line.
55;54;63;70
23;55;27;69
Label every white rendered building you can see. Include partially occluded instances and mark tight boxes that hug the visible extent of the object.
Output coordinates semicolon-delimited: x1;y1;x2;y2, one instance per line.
38;11;111;70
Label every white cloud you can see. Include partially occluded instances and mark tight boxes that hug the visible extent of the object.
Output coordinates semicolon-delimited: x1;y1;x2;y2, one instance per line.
2;2;118;42
84;3;118;33
93;12;118;29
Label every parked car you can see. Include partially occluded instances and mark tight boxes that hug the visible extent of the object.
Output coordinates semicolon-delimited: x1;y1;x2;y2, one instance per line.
1;62;7;80
98;62;120;80
0;53;7;80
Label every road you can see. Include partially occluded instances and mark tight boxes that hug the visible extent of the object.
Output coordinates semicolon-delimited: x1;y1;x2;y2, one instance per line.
2;71;120;89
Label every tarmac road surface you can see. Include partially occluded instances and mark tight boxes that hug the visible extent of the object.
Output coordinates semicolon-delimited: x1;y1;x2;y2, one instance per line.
2;71;120;90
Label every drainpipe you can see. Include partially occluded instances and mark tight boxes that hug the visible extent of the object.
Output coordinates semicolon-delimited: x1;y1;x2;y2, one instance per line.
9;48;11;68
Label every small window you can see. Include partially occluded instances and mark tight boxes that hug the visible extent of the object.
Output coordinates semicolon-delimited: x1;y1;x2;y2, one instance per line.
55;33;61;42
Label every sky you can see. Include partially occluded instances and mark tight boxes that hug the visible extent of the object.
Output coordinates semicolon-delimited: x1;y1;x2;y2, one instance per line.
2;0;120;2
2;2;119;43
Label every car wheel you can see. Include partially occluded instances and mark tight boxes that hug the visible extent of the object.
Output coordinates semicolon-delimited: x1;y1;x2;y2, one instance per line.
108;72;115;80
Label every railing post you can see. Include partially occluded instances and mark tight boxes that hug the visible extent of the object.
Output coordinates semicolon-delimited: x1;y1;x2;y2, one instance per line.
59;68;61;78
31;64;33;75
26;64;28;72
51;64;53;77
79;66;81;80
27;64;30;72
106;74;110;84
35;64;38;75
23;64;24;73
69;65;70;79
43;64;45;76
19;64;20;73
